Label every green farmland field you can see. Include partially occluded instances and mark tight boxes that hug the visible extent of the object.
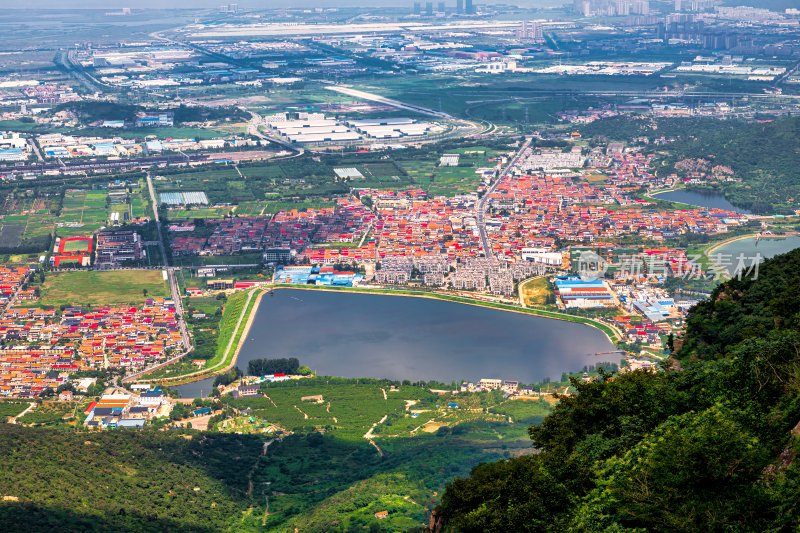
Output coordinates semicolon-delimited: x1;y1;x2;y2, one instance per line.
39;270;169;308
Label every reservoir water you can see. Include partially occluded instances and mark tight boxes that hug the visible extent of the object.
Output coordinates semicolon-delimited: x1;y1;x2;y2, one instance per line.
653;190;750;214
715;235;800;276
175;290;615;397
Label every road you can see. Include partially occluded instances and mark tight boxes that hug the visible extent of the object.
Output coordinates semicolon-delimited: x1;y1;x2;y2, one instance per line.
476;137;532;262
146;173;166;257
775;59;800;87
134;288;259;387
424;88;800;101
325;85;453;119
55;50;102;93
146;173;192;352
245;109;306;159
0;152;214;175
2;269;34;312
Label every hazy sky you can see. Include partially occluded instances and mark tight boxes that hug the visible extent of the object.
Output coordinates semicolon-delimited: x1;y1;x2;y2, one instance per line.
15;0;563;8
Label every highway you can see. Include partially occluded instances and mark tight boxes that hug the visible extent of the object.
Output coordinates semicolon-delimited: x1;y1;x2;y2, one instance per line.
476;137;532;263
775;59;800;87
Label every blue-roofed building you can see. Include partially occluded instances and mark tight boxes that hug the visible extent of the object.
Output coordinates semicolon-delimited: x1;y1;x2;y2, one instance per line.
632;298;675;323
0;148;26;161
136;112;174;127
554;276;614;309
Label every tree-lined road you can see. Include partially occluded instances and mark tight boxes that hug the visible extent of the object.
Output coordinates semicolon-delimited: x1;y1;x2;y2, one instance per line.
476;137;532;263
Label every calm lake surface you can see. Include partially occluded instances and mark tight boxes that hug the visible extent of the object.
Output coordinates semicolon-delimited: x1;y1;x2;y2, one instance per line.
175;290;615;397
716;236;800;276
653;190;751;214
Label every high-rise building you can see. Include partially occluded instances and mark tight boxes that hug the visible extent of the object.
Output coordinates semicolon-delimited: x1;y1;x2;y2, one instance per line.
438;1;446;13
457;0;464;13
674;0;681;11
615;0;630;16
426;1;433;15
581;0;591;16
516;20;544;41
632;0;649;15
413;1;421;14
465;0;474;14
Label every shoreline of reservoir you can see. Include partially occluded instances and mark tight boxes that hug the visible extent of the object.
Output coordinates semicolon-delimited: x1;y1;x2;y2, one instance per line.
268;284;622;343
649;188;752;214
140;288;264;387
165;285;619;393
705;232;800;277
705;233;763;258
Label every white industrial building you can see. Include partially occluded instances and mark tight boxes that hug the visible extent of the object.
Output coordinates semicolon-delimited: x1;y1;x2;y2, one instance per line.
521;247;563;266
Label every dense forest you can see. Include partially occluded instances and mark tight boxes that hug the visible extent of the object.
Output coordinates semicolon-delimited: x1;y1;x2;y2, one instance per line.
0;427;264;532
432;248;800;531
582;115;800;214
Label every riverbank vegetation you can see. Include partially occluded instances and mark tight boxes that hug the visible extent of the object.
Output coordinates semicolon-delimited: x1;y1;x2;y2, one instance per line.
432;248;800;531
247;357;305;377
141;289;258;384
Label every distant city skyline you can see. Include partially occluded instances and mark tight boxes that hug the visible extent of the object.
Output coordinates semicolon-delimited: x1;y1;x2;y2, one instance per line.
16;0;564;8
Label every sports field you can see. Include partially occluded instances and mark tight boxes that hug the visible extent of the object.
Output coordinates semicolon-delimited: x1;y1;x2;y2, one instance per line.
39;270;170;307
60;237;92;253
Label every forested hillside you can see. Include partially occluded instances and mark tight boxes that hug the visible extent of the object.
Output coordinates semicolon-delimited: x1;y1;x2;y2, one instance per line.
432;248;800;532
582;115;800;214
0;427;264;532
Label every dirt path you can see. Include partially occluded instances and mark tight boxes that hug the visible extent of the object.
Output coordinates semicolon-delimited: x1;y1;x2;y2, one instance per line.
368;439;384;457
381;388;387;400
262;439;275;456
9;402;34;424
264;394;278;408
364;414;388;440
294;405;309;420
247;439;277;498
